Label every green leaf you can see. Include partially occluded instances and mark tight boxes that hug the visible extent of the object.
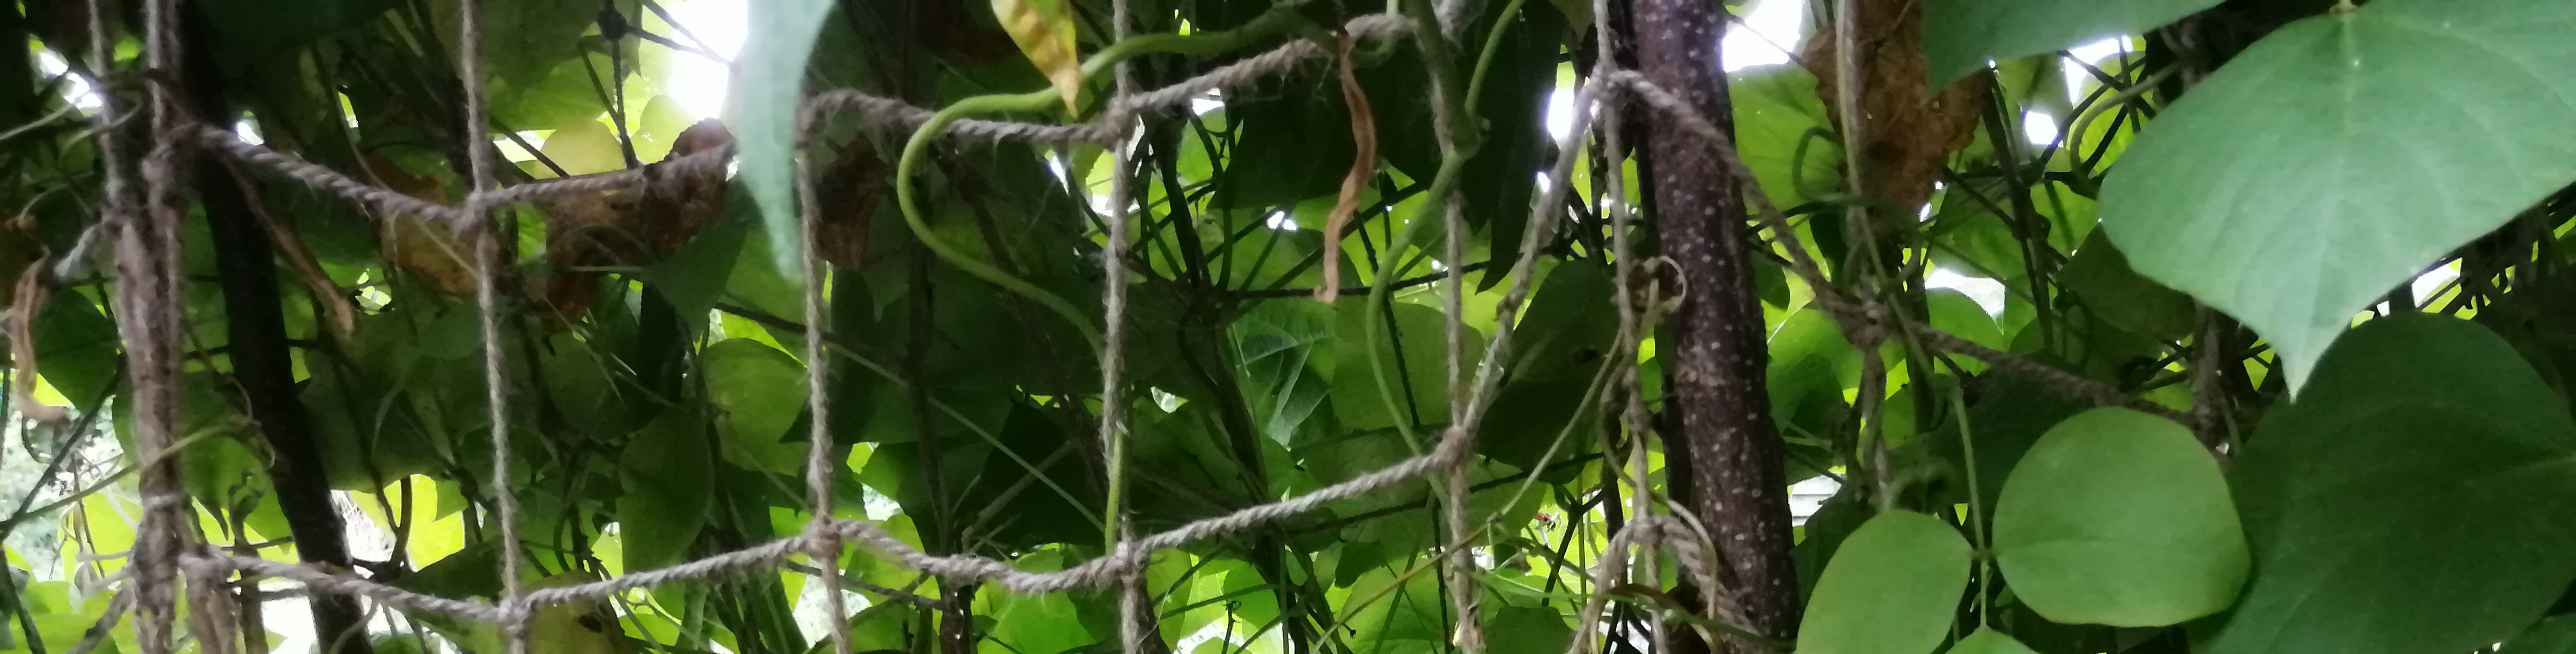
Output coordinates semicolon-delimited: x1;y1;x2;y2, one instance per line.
391;540;502;600
1485;605;1573;654
729;0;837;276
492;52;619;130
1949;629;2045;654
1794;486;1869;601
2503;615;2576;654
33;292;117;407
1796;511;1972;654
1330;302;1484;431
2059;230;2195;341
1992;408;2247;627
538;118;624;176
701;338;811;474
2098;0;2576;391
977;550;1096;654
1766;309;1859;444
1922;0;2218;86
1231;299;1339;446
990;0;1082;111
618;408;714;571
1925;372;2093;516
2209;314;2576;654
201;0;395;55
305;359;441;489
1217;75;1360;209
1466;2;1564;290
1927;289;2004;352
1511;262;1618;381
436;0;595;90
1733;64;1843;211
646;193;753;324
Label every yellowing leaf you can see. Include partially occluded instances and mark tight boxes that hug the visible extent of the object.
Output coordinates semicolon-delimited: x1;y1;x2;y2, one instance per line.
529;572;635;654
541;119;625;177
992;0;1082;111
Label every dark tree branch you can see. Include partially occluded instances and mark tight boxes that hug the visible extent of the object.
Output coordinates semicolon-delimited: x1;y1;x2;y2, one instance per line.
176;4;371;652
1630;0;1801;649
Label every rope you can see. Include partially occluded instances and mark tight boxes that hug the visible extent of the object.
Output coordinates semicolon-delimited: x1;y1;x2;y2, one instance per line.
185;124;467;222
452;2;533;653
806;91;1118;142
102;2;2187;652
203;14;1419;233
124;0;193;648
796;101;856;654
182;555;239;654
1102;0;1146;651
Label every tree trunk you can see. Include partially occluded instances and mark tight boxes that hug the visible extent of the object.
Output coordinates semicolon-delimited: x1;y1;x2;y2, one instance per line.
177;4;373;652
1628;0;1803;647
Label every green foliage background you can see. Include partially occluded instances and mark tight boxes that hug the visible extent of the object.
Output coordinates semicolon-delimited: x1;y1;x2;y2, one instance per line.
0;0;2571;653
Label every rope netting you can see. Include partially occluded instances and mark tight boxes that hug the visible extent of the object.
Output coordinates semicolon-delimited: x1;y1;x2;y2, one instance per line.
63;0;2175;651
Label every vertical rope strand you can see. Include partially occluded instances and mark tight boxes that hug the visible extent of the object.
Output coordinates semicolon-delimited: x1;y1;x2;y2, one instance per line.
1425;21;1486;654
182;559;240;654
1598;63;1672;654
123;0;189;649
798;104;856;654
454;2;527;652
1103;0;1145;644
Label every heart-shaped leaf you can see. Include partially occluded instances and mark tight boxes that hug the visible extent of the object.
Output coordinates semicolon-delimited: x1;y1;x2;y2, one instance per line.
2099;0;2576;391
1923;0;2222;86
1993;408;2247;627
1949;629;2044;654
2209;314;2576;654
1796;511;1972;654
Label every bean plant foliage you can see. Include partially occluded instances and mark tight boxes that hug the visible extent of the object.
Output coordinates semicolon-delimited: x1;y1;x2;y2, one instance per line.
0;0;2569;652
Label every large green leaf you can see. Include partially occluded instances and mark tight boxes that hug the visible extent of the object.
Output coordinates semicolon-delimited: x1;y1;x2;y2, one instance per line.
2503;616;2576;654
1922;0;2220;86
433;0;594;90
2098;0;2576;391
1331;302;1485;431
1993;408;2246;627
2209;315;2576;654
618;408;713;571
1232;299;1339;446
730;0;838;275
1796;511;1972;654
2059;230;2194;342
701;338;811;474
1949;629;2045;654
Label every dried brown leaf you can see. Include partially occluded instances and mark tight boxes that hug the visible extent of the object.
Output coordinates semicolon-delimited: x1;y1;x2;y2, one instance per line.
816;135;888;271
11;256;63;422
365;156;479;297
1316;33;1378;305
536;119;735;321
1804;0;1990;216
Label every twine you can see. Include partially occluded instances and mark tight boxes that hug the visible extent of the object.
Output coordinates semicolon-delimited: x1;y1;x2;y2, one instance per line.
100;2;2196;652
449;3;535;654
1102;0;1147;650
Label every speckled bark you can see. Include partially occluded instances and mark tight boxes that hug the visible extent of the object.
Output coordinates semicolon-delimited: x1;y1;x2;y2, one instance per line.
1630;0;1801;645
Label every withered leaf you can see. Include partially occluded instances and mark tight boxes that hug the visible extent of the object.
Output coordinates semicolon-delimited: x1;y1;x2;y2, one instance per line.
814;134;888;271
536;119;735;321
1804;0;1991;220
